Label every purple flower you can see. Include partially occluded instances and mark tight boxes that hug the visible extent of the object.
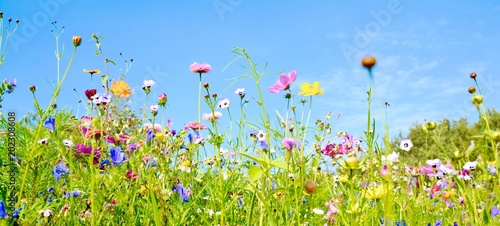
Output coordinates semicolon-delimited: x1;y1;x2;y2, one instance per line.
173;183;191;203
44;116;55;132
282;138;296;151
110;147;126;165
269;70;297;93
52;162;69;182
146;129;155;143
492;206;500;218
127;143;138;151
75;144;101;164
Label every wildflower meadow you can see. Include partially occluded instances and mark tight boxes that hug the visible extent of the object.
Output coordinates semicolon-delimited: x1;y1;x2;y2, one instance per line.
1;10;500;226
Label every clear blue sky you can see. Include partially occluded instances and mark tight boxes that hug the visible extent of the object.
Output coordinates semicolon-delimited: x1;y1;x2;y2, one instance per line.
1;0;500;142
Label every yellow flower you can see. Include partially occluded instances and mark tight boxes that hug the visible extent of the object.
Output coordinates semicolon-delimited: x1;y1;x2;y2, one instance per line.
298;81;323;96
155;132;167;142
83;69;101;75
110;79;132;98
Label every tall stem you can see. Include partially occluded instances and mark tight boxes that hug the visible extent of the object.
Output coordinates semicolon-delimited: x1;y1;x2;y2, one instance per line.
17;46;78;208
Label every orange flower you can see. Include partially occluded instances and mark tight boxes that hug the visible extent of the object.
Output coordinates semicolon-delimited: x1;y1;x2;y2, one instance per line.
110;80;131;98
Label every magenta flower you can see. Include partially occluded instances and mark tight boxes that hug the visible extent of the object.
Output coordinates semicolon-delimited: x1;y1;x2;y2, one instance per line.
75;144;101;164
282;138;296;151
190;62;211;74
269;70;297;93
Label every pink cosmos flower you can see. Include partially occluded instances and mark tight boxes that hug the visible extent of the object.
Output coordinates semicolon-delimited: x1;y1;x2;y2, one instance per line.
202;111;222;121
190;62;211;74
143;123;162;132
184;121;207;131
269;70;297;93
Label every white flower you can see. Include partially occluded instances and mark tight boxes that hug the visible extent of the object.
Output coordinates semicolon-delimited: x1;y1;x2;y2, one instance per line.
312;208;325;215
38;138;48;145
217;98;230;109
270;149;276;154
463;161;477;171
143;80;155;88
63;139;75;147
426;159;441;168
257;130;266;142
439;164;456;175
288;173;294;179
150;104;159;112
382;151;399;163
234;88;245;96
38;209;54;218
399;139;413;152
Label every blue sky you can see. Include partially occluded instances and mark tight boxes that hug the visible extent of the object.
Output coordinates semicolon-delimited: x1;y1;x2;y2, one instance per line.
1;0;500;143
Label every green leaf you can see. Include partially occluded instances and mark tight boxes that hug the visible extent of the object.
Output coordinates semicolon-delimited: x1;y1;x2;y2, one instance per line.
248;165;264;182
270;157;288;170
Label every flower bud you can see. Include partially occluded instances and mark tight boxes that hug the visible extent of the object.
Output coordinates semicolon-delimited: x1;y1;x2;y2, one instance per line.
361;56;377;69
345;156;359;169
305;181;316;194
203;82;210;89
158;93;167;106
472;95;483;109
29;85;36;92
426;121;437;131
468;86;476;94
489;131;500;142
72;36;82;47
470;72;477;79
212;93;217;98
453;150;464;160
285;93;292;99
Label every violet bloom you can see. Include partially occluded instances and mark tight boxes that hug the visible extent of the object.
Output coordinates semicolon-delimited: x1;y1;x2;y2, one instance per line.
110;147;126;165
282;138;296;151
52;162;70;182
173;183;191;203
269;70;297;93
44;116;55;132
190;62;211;74
146;129;156;143
492;206;500;218
127;143;138;151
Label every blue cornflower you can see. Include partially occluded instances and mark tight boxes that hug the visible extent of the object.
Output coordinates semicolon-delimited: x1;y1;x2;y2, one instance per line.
0;200;6;218
174;183;191;203
145;155;157;168
259;141;268;149
146;129;155;143
52;162;69;182
12;206;22;218
110;147;126;165
44;116;55;132
396;220;407;226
